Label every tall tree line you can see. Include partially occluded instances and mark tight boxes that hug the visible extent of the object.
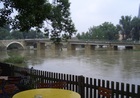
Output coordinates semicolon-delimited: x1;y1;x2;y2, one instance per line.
0;27;44;40
77;16;140;41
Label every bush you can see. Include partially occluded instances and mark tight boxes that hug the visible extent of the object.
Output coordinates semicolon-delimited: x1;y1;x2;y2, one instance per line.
3;56;25;64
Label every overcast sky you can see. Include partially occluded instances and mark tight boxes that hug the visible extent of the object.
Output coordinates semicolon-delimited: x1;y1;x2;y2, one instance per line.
69;0;140;33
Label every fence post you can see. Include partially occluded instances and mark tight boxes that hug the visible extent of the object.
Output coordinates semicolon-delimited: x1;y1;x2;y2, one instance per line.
78;75;85;98
0;63;13;76
137;85;140;97
9;65;14;76
10;64;14;76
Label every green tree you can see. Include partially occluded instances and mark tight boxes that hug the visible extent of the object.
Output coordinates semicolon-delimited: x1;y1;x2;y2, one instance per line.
99;22;118;40
0;0;76;43
27;30;37;39
131;17;140;41
76;33;81;39
77;32;90;40
49;0;76;43
86;22;118;40
118;16;132;40
22;30;44;39
0;0;52;31
88;26;102;40
0;27;11;40
3;25;11;31
10;30;24;39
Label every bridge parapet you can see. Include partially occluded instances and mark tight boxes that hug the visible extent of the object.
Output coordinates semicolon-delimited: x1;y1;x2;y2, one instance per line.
1;39;140;50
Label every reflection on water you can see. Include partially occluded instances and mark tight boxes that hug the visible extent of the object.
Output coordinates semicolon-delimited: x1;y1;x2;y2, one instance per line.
0;49;140;85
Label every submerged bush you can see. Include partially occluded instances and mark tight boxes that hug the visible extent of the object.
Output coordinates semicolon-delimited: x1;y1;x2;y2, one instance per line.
3;56;25;64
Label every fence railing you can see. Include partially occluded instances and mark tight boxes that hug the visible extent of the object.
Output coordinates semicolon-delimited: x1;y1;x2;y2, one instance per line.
0;63;140;98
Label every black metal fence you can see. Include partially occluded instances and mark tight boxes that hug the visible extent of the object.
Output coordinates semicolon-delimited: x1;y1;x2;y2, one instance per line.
0;62;140;98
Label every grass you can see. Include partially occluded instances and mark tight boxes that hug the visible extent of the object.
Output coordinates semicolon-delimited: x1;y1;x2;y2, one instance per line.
3;56;25;64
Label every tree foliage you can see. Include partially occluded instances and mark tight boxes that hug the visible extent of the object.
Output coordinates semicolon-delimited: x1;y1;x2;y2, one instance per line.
118;16;132;40
0;0;76;43
10;30;24;39
0;0;52;31
49;0;76;43
77;16;140;41
99;22;118;40
0;27;44;39
77;22;118;41
0;27;10;40
131;17;140;40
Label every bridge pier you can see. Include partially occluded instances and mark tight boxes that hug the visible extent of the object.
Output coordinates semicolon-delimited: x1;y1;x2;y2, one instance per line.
22;41;27;49
114;46;118;50
106;44;120;50
107;44;114;50
133;45;140;50
85;44;95;51
67;43;76;51
37;42;46;50
51;43;63;51
99;45;103;48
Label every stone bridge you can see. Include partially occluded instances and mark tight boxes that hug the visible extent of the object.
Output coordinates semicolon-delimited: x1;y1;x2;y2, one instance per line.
0;39;140;51
0;39;52;50
0;39;26;50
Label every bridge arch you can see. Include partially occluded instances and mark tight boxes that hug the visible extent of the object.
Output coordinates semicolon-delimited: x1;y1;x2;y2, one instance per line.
6;41;25;50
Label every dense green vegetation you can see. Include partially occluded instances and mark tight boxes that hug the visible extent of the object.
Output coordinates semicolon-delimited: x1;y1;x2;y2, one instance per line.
0;27;45;40
77;16;140;41
0;0;76;43
3;56;25;64
77;22;118;41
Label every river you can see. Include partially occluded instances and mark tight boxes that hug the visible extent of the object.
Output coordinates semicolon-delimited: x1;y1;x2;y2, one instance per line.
0;48;140;85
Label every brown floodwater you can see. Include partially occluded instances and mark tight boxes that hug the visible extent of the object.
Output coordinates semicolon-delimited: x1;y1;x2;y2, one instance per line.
0;48;140;85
